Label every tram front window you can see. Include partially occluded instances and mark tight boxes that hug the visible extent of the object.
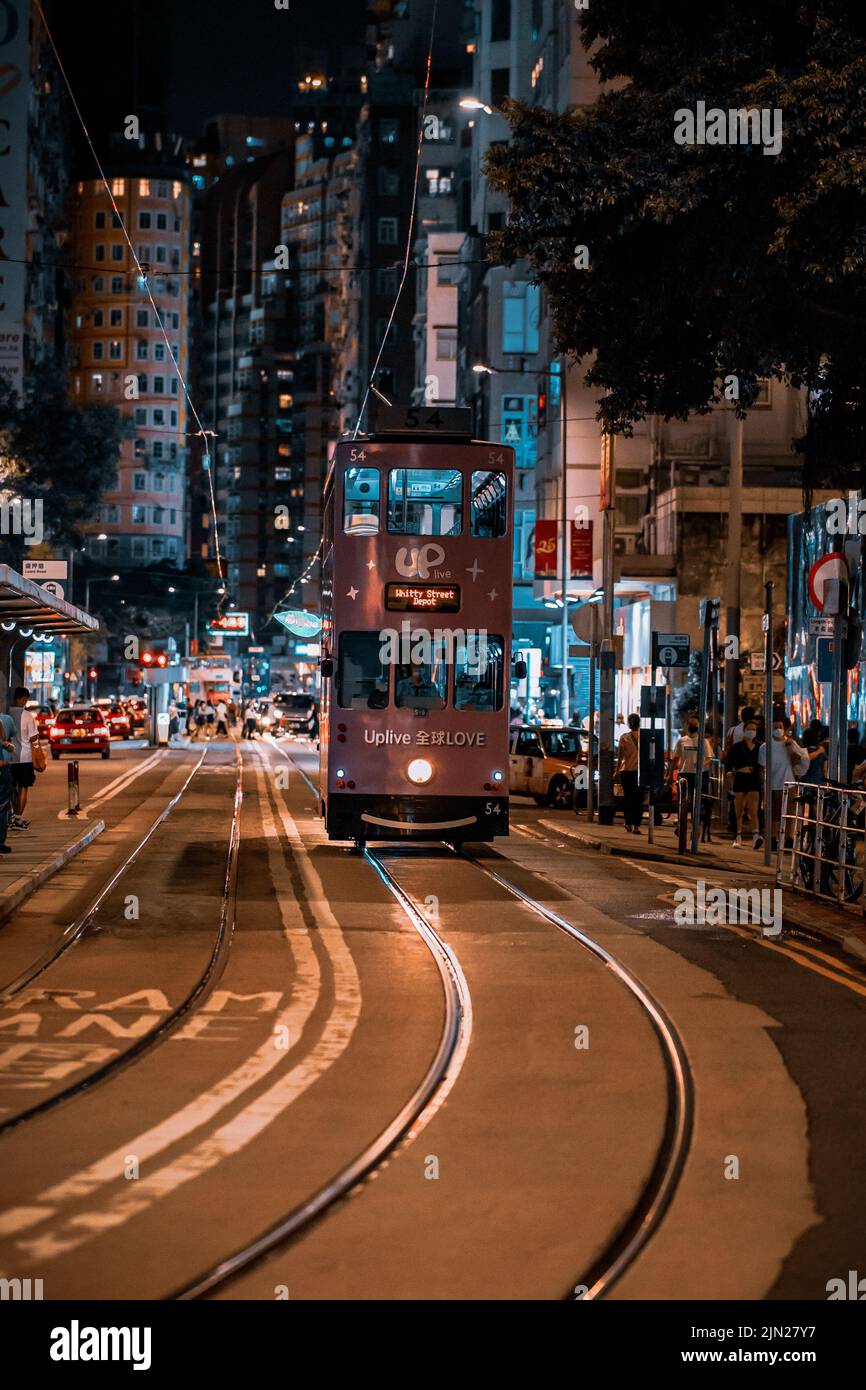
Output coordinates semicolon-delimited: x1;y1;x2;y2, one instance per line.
387;469;463;536
338;631;390;709
395;661;447;712
343;467;380;534
454;635;504;711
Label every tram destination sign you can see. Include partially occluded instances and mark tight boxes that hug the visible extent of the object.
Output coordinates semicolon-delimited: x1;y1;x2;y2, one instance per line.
385;582;461;613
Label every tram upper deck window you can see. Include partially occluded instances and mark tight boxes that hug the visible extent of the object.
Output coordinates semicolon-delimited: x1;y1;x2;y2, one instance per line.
454;635;504;711
337;631;389;709
343;467;380;535
470;471;508;538
387;469;463;536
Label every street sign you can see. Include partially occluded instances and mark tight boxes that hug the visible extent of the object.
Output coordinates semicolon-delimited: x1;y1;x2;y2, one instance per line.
749;651;783;672
640;685;666;718
652;631;690;668
22;560;67;581
817;637;834;682
207;611;251;637
571;604;600;644
808;553;849;612
40;580;65;601
809;616;835;637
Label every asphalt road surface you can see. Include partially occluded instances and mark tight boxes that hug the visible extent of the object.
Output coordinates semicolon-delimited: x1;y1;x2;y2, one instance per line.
0;735;863;1300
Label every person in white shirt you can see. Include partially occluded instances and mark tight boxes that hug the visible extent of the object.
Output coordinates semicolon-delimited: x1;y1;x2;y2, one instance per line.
758;716;808;848
8;687;39;830
215;700;229;737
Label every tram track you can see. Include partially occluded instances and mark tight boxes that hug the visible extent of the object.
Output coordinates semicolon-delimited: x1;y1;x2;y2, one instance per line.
0;745;243;1137
171;840;472;1300
169;742;692;1302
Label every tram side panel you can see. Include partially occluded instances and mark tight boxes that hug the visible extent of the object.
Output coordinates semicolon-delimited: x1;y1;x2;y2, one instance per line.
321;438;514;843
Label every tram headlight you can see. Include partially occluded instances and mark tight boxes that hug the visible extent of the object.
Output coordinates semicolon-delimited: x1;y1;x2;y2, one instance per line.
336;767;346;779
492;770;504;783
407;758;433;785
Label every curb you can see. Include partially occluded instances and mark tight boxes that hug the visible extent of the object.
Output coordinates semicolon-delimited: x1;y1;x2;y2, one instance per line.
538;818;866;969
0;819;106;925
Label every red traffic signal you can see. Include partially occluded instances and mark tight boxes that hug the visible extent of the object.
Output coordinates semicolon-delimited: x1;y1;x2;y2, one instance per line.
155;653;169;669
88;668;98;679
141;651;155;666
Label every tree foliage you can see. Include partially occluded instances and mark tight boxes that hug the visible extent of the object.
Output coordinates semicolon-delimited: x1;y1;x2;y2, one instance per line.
0;366;121;555
486;0;866;493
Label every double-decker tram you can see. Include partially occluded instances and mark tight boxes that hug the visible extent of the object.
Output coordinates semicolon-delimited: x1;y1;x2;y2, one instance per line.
318;406;515;847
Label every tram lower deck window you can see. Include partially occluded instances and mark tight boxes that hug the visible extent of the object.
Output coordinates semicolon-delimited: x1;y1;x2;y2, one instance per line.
454;635;504;711
338;631;389;709
343;467;380;534
387;468;463;536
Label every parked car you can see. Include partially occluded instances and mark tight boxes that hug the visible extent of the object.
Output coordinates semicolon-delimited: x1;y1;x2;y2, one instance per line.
274;692;319;738
509;724;582;808
106;704;132;739
49;706;111;759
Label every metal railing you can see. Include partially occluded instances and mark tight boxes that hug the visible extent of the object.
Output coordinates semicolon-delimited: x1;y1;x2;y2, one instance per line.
777;781;865;910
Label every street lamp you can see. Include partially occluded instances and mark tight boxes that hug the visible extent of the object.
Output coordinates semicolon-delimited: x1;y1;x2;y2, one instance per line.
460;96;493;115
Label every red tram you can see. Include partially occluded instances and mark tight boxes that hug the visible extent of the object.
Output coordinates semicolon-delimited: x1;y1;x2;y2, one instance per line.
319;407;515;846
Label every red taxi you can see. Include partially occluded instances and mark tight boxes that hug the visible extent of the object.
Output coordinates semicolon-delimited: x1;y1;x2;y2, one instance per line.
106;704;132;738
50;706;112;760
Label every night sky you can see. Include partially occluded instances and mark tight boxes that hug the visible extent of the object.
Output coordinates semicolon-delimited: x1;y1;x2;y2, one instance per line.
51;0;368;144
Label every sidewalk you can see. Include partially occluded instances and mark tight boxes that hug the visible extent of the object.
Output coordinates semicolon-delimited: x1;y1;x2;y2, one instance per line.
540;810;866;967
0;815;105;924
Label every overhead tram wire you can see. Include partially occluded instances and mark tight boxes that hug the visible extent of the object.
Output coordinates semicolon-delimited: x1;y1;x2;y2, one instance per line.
353;0;440;439
33;0;225;583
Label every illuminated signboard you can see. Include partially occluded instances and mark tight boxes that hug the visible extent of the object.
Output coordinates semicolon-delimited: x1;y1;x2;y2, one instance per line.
385;583;460;613
207;611;251;637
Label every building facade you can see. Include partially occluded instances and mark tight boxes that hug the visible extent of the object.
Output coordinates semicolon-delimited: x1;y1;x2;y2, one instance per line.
69;145;191;570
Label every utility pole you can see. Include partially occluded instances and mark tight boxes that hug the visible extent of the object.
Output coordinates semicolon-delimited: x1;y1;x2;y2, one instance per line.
723;413;744;745
598;430;617;823
559;358;570;725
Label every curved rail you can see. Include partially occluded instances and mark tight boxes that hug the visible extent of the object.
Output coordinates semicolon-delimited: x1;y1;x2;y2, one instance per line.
171;843;472;1300
0;746;243;1136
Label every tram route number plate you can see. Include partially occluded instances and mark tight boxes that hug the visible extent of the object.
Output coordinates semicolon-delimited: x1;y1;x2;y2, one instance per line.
385;582;461;613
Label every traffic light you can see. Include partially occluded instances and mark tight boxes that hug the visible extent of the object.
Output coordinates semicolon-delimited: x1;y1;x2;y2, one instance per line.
141;651;155;667
155;653;169;669
537;377;547;430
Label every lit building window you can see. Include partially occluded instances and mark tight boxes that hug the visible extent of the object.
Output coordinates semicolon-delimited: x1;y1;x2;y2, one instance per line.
279;393;292;408
139;179;151;197
112;178;125;196
172;181;182;199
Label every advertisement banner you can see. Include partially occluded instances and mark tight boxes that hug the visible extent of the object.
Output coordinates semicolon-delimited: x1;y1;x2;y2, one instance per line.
570;519;593;578
534;518;558;578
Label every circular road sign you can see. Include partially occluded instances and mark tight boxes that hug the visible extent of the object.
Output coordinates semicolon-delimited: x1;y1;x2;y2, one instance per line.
657;645;681;666
808;553;849;612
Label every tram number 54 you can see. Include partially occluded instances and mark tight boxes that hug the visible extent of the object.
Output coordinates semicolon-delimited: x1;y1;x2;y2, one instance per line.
485;802;504;815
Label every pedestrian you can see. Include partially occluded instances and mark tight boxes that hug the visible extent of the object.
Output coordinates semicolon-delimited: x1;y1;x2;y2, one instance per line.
204;699;216;738
725;704;755;755
7;687;39;830
801;723;829;785
0;709;15;855
758;716;809;849
726;716;762;848
672;715;714;809
215;698;229;737
243;707;258;740
616;712;643;833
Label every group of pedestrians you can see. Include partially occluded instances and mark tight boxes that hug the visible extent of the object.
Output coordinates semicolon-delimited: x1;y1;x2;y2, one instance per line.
0;687;42;855
186;698;233;740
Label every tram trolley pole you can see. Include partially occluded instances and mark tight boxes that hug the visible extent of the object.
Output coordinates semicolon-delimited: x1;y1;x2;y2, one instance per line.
67;760;80;817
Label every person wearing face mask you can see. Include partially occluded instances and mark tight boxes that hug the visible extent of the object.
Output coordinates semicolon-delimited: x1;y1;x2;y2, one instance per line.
726;719;762;847
758;717;809;849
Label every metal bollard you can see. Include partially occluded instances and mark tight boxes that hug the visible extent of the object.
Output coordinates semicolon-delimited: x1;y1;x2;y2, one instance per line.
67;760;80;817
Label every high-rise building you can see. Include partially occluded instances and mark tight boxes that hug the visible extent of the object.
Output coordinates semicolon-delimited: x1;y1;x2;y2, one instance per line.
68;142;192;570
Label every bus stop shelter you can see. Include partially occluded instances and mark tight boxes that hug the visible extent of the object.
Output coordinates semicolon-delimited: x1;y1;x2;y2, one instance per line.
0;564;98;706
